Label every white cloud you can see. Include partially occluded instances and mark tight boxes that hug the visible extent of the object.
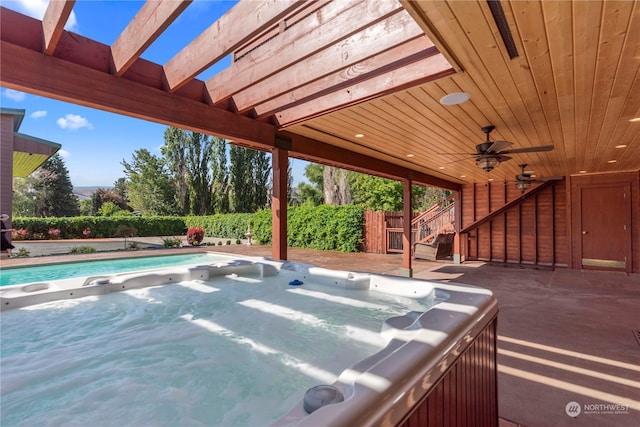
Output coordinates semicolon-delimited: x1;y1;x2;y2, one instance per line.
3;89;26;102
13;0;79;32
57;149;70;158
56;114;94;131
30;110;47;119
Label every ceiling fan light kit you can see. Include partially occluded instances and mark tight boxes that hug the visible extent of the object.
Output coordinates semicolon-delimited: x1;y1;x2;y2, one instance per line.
476;156;500;172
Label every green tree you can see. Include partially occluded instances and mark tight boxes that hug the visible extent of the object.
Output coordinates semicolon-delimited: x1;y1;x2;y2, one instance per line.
186;132;213;215
121;149;178;215
229;146;271;213
349;173;428;211
297;163;324;206
212;137;229;213
11;176;38;217
161;127;190;214
32;153;80;217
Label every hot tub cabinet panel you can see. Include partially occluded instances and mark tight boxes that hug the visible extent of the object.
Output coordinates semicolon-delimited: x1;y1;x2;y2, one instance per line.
398;317;498;427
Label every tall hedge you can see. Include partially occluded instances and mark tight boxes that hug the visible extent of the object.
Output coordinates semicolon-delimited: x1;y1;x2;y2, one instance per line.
251;205;364;252
11;205;365;252
11;216;185;239
184;213;253;240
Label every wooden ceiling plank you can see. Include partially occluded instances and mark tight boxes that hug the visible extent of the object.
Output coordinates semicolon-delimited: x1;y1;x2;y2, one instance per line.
42;0;75;55
584;0;636;173
251;37;434;117
507;1;568;174
571;1;603;173
206;1;405;106
163;0;302;92
112;0;191;76
276;53;455;126
0;40;276;148
539;1;576;174
592;2;640;160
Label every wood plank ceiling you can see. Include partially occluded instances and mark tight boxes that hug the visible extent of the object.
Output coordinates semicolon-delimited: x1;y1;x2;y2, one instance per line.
1;0;638;188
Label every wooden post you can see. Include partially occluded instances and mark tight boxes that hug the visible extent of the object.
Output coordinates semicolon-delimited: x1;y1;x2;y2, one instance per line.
453;189;462;264
271;145;288;261
401;178;412;277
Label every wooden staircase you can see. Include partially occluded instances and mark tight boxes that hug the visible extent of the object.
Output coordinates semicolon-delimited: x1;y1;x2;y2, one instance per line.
412;194;456;244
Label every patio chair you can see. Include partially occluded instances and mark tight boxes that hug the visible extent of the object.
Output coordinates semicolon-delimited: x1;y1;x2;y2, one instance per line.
413;233;455;261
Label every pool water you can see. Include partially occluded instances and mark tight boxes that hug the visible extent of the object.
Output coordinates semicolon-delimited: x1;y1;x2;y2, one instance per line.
0;271;434;427
0;253;229;287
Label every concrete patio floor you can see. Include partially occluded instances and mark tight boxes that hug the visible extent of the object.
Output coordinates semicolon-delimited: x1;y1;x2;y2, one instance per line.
1;239;639;426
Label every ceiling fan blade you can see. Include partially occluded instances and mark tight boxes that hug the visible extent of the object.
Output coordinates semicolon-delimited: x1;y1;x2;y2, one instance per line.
502;145;555;154
486;140;512;153
535;176;564;181
496;154;512;162
445;157;474;165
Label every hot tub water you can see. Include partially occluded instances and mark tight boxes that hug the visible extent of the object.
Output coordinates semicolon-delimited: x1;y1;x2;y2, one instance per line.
1;271;436;427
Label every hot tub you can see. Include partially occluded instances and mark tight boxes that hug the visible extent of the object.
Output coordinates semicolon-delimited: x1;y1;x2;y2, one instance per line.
0;255;498;427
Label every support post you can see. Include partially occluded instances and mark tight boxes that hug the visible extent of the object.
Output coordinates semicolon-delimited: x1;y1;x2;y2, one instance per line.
453;189;462;264
401;178;413;277
271;145;288;260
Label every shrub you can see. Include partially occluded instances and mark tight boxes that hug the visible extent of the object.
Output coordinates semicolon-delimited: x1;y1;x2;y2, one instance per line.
70;246;96;254
217;241;222;245
236;239;241;245
162;237;182;248
114;225;137;238
187;226;204;246
127;241;140;250
48;228;61;240
82;228;92;238
14;247;30;257
12;228;29;241
226;240;231;245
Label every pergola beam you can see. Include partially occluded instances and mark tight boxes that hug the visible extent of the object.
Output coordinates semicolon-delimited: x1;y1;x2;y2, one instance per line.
275;51;454;126
112;0;192;76
0;40;275;148
283;131;460;191
253;37;433;118
163;0;302;92
42;0;75;55
206;0;403;106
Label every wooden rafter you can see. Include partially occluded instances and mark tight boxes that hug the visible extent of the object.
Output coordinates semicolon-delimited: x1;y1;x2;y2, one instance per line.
275;52;454;126
42;0;75;55
253;37;435;118
206;0;404;106
112;0;192;76
163;0;303;92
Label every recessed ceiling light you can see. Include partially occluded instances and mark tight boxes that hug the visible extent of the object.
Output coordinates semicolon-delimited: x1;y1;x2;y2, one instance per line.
629;117;640;122
355;133;364;138
615;144;627;148
439;92;471;105
406;154;414;158
460;175;466;178
579;170;587;173
488;178;494;182
607;159;617;163
439;166;445;170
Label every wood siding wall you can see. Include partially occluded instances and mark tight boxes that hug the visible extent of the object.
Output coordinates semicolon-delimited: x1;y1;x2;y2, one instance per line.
397;317;498;427
461;180;568;267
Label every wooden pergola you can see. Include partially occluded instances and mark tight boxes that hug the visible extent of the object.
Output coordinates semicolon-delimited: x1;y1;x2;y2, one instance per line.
1;0;639;273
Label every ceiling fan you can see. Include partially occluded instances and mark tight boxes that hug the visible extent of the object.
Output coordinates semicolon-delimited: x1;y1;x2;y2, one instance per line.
451;125;555;172
515;164;563;193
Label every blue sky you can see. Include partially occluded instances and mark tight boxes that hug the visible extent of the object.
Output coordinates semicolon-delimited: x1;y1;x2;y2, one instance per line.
0;0;308;187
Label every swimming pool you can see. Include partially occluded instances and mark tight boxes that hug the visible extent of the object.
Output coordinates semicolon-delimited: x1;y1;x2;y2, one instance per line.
0;253;229;286
0;257;498;426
